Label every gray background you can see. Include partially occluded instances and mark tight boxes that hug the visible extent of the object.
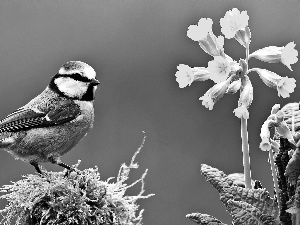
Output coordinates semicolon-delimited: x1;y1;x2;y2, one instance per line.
0;1;299;224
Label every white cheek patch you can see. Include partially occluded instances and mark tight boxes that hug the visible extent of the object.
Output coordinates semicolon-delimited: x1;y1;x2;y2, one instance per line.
83;66;96;79
54;77;89;98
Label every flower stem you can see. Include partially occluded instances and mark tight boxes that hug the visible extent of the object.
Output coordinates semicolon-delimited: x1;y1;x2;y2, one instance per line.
241;117;252;188
268;149;280;207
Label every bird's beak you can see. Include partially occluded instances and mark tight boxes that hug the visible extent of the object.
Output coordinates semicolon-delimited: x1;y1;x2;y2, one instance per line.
91;78;100;85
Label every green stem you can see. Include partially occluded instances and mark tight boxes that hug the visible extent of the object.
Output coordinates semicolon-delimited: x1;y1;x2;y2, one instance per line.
268;149;280;207
241;118;252;188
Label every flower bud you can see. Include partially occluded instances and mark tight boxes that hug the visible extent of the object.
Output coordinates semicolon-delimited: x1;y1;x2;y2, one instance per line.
239;59;248;75
260;120;271;141
276;121;293;140
199;33;225;57
270;104;280;115
199;78;231;110
226;79;241;94
234;26;251;48
275;110;284;123
238;75;253;109
270;139;280;153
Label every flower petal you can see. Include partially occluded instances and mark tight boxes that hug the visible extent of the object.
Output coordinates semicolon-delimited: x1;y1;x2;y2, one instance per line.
175;64;194;88
207;56;231;83
187;18;213;41
281;42;298;71
277;77;296;98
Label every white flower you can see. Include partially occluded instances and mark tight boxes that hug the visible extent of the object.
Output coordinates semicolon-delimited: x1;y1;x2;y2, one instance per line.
187;18;213;41
199;34;225;57
249;42;298;71
233;105;249;119
226;79;241;94
234;26;251;47
199;93;214;110
207;56;231;83
281;42;298;71
249;46;284;63
220;8;249;39
175;64;194;88
253;68;296;98
260;120;271;140
276;121;293;140
270;104;280;115
199;79;231;110
277;77;296;98
238;75;253;109
275;110;284;123
260;138;271;151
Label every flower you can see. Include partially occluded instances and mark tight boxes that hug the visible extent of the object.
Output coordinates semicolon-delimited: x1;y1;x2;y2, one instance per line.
234;26;251;47
199;79;231;110
187;18;225;56
249;42;298;71
275;110;284;123
199;34;225;57
276;121;293;140
270;104;280;115
237;75;253;109
259;120;272;151
277;76;296;98
175;64;194;88
207;56;231;83
233;105;249;119
260;120;271;140
252;68;296;98
187;18;213;41
220;8;249;39
199;93;214;110
260;138;271;151
281;42;298;71
249;46;284;63
226;79;241;94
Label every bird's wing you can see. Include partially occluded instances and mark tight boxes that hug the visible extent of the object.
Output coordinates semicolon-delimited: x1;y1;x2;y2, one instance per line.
0;103;81;133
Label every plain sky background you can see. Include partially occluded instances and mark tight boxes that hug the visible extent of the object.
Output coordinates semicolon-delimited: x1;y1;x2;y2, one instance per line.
0;1;299;224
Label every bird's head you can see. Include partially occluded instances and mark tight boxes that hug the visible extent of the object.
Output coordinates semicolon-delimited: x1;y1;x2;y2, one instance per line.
49;61;100;101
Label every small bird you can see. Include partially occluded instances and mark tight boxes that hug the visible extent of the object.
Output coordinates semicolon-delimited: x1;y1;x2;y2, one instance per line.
0;61;100;174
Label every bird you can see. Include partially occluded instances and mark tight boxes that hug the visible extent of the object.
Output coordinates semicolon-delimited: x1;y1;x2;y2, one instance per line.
0;61;100;174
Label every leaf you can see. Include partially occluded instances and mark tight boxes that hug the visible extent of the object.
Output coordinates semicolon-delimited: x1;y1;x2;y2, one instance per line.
285;148;300;185
186;213;227;225
226;200;281;225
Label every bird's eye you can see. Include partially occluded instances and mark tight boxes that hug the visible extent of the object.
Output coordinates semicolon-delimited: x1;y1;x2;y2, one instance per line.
62;73;90;83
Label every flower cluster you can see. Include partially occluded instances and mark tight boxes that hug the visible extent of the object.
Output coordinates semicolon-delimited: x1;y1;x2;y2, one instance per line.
176;8;298;119
259;104;294;152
